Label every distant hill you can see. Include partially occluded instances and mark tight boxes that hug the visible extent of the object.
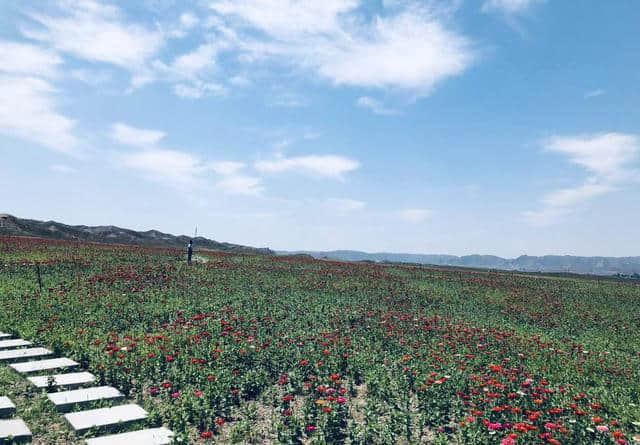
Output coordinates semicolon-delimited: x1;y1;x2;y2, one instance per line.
279;250;640;276
0;214;273;255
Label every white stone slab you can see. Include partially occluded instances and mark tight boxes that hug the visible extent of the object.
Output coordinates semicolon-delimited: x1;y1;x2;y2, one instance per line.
0;339;31;350
28;372;95;389
48;386;123;412
0;333;13;339
64;404;148;434
0;397;16;418
0;347;51;363
10;357;78;373
85;427;174;445
0;418;32;442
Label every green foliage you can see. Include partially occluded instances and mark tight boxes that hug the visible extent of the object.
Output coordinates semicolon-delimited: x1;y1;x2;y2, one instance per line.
0;236;639;444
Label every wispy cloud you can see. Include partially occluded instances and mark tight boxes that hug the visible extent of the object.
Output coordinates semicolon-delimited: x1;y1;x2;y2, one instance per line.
120;148;262;196
0;40;78;154
255;154;360;178
0;40;61;78
399;208;432;223
216;174;264;196
22;0;164;74
111;123;166;147
325;198;366;212
114;123;261;196
209;0;475;94
356;96;399;115
584;89;606;98
524;133;640;226
482;0;543;14
50;164;77;174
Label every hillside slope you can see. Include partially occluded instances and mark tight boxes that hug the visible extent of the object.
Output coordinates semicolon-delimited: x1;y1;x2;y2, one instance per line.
280;250;640;276
0;214;273;255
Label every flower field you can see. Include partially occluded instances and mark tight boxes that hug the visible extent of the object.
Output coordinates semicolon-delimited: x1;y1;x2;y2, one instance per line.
0;236;639;444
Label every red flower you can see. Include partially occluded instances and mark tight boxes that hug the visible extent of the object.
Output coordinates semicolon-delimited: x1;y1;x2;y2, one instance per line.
165;355;174;362
306;425;317;433
200;431;213;439
215;417;225;426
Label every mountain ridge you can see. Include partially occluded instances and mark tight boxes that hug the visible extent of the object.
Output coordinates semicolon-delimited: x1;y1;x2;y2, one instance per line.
278;250;640;276
0;214;273;255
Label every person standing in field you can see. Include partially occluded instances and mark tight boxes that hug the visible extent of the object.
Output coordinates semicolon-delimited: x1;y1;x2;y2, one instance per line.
187;240;193;264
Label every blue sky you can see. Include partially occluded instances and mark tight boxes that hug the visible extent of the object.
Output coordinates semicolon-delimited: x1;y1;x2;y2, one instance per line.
1;0;639;257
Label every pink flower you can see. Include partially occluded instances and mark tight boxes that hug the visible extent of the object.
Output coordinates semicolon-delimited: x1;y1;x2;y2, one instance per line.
501;437;517;445
337;396;347;404
488;422;503;431
596;425;609;433
306;425;317;433
171;391;181;399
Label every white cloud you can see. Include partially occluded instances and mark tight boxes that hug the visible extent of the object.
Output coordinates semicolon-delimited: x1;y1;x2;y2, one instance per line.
174;81;227;99
541;183;614;208
270;92;309;108
326;198;366;211
208;161;246;175
356;96;399;115
216;175;263;196
229;75;251;86
111;123;166;147
180;12;199;29
545;133;639;178
170;43;218;79
0;41;62;78
70;68;113;86
50;164;77;174
482;0;543;14
0;75;78;154
23;0;164;80
255;154;360;178
121;149;202;187
210;0;358;37
399;208;432;223
585;89;605;98
0;40;78;154
120;148;262;195
524;133;640;226
209;0;475;93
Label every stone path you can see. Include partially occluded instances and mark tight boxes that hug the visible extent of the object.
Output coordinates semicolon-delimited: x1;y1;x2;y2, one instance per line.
0;397;16;418
0;333;174;443
11;357;79;374
0;396;32;443
0;339;31;350
84;427;174;445
64;404;148;434
28;371;95;389
0;347;51;363
48;386;123;412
